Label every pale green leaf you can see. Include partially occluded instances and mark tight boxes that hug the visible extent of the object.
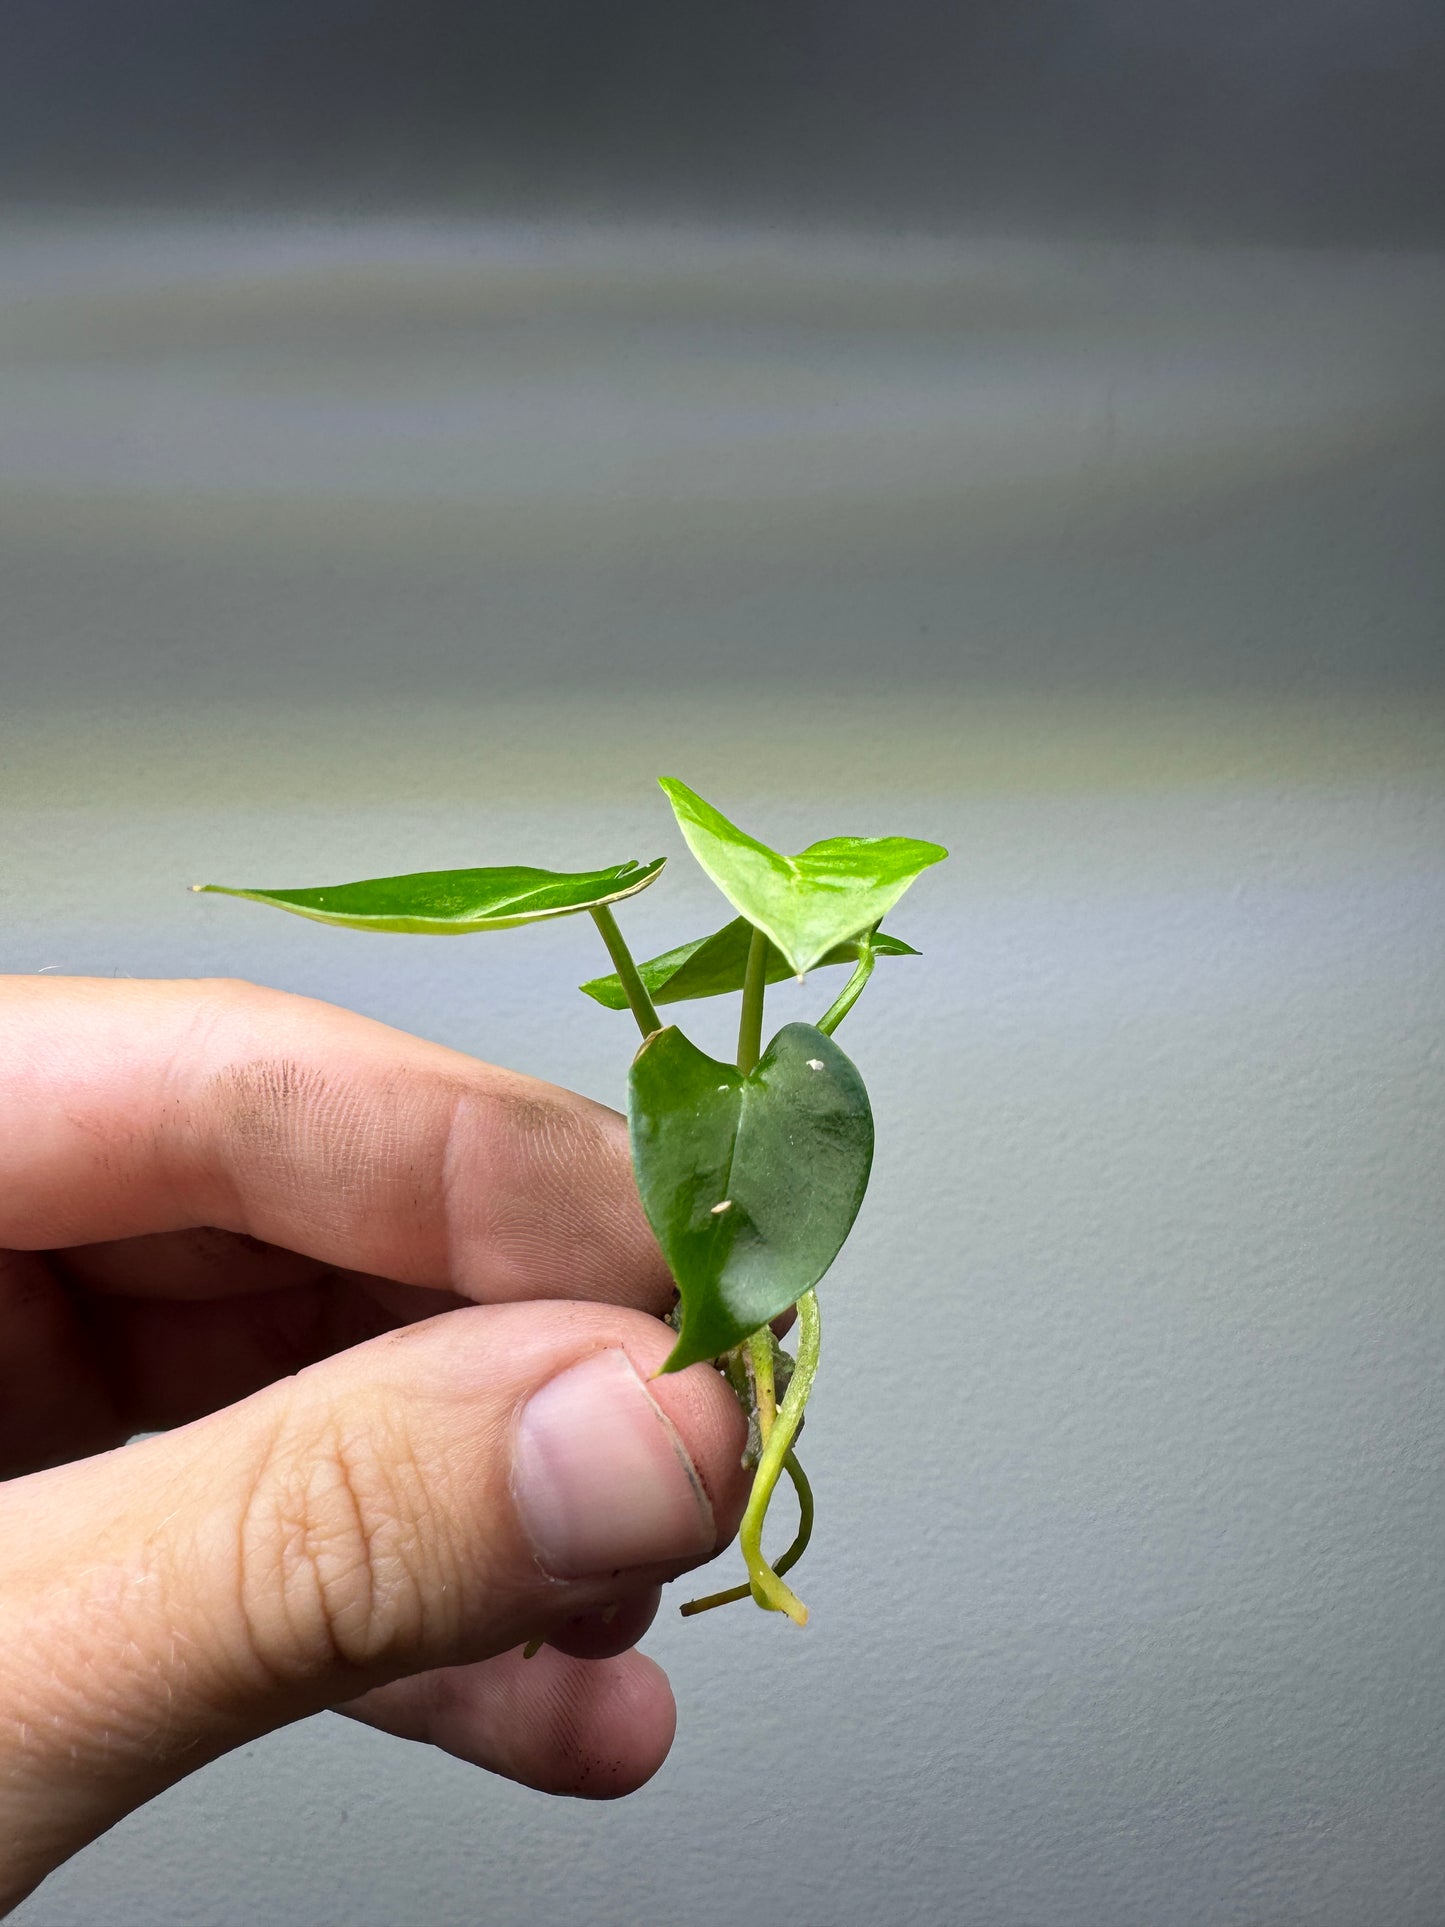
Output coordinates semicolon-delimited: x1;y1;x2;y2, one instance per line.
579;915;917;1010
658;778;945;975
194;857;666;935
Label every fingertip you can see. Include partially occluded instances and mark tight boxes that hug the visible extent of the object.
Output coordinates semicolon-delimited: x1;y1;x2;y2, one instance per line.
542;1586;663;1660
638;1353;750;1553
573;1649;677;1799
421;1646;679;1799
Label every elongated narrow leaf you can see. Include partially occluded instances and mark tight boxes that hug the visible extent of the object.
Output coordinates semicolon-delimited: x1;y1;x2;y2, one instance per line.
630;1021;873;1371
580;915;918;1011
658;777;946;976
194;857;665;935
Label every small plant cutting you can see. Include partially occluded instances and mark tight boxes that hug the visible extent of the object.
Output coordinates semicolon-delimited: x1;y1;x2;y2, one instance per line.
196;779;946;1626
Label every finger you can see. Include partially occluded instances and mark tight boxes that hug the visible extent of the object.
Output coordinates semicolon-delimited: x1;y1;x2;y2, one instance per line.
340;1645;676;1799
0;976;673;1311
0;1300;747;1908
56;1228;471;1336
73;1273;407;1436
43;1228;777;1449
54;1227;474;1337
2;1252;475;1474
0;1251;119;1476
540;1586;663;1661
54;1226;329;1300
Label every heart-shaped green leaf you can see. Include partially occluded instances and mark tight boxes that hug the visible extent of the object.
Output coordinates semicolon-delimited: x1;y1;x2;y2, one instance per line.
194;857;665;935
658;777;946;976
580;915;918;1011
630;1021;873;1372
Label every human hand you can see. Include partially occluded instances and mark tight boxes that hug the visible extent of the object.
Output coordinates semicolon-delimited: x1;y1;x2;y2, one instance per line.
0;977;748;1912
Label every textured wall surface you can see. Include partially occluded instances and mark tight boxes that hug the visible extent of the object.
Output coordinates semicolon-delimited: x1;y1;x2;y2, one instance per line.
3;223;1443;1926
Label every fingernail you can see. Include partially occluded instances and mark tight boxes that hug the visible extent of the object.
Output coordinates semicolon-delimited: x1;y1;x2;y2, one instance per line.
513;1350;716;1579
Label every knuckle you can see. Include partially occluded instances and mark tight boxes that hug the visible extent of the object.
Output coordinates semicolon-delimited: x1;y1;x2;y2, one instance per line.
235;1395;446;1680
188;975;290;1036
450;1083;660;1306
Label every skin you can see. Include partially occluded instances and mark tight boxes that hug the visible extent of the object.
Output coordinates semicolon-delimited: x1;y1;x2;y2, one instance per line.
0;977;751;1913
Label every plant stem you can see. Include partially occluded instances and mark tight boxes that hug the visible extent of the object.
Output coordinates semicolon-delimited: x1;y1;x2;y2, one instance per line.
736;923;769;1074
679;1450;814;1617
747;1326;777;1447
589;904;661;1040
738;1288;821;1624
815;938;876;1036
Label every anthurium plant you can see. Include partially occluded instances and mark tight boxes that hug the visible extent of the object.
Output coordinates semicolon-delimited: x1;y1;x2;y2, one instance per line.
197;780;946;1627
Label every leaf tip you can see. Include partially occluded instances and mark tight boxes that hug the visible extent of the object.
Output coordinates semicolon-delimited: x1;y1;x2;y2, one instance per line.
654;1329;712;1376
657;774;706;811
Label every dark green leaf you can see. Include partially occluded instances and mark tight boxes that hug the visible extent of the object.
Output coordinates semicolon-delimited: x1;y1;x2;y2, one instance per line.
193;857;665;935
630;1021;873;1372
579;915;918;1011
658;777;946;975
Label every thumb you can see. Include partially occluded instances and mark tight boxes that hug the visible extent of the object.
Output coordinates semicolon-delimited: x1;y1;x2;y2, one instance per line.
0;1302;746;1907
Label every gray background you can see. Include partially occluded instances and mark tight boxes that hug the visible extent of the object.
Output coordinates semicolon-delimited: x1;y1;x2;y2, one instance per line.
3;5;1444;1924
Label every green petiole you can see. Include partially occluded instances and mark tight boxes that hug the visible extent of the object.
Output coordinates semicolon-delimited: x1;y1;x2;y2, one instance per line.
747;1324;778;1446
680;1450;813;1618
815;931;878;1037
589;902;661;1039
737;1289;821;1624
736;923;770;1075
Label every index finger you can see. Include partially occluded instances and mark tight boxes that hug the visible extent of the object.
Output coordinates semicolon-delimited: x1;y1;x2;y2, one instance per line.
0;977;673;1312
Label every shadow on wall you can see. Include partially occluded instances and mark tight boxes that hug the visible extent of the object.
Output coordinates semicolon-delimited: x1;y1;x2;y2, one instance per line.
1;0;1443;245
2;219;1443;716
